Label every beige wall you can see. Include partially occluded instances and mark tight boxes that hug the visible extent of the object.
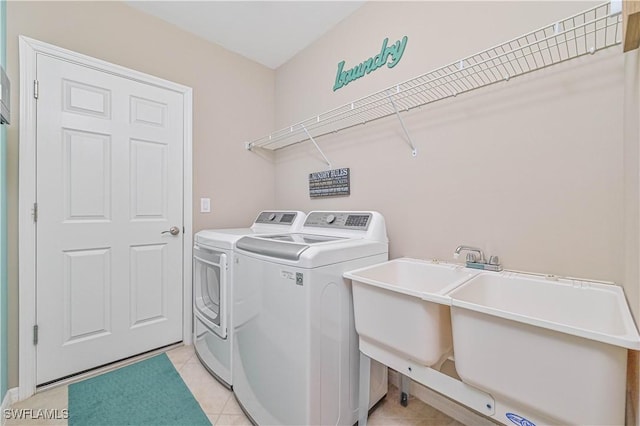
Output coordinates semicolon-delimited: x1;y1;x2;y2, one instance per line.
275;1;638;422
624;47;640;426
275;1;625;282
6;1;276;388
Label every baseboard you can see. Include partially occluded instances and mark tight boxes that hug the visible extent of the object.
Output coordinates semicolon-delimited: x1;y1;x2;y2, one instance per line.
0;388;18;426
388;369;496;426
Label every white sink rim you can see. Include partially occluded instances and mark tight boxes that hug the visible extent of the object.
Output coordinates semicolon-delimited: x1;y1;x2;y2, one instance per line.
344;257;480;305
449;272;640;350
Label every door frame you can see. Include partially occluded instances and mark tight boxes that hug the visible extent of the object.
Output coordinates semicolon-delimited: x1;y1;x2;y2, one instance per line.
18;36;193;400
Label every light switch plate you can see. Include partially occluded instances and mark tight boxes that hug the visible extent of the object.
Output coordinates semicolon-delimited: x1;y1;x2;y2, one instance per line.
200;198;211;213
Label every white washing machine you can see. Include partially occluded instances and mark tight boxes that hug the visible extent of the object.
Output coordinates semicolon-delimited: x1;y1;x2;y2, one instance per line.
232;211;389;425
193;211;305;388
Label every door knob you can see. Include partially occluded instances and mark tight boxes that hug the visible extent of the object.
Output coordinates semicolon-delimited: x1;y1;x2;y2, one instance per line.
162;226;180;236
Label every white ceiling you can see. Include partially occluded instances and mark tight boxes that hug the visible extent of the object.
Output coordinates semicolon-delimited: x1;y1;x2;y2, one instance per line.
126;1;365;69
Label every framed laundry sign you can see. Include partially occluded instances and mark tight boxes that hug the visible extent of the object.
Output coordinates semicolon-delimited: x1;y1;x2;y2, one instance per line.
309;168;350;198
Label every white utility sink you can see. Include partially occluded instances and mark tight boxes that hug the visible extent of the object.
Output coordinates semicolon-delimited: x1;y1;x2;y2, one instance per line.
448;272;640;425
346;257;478;304
449;272;640;348
344;258;478;366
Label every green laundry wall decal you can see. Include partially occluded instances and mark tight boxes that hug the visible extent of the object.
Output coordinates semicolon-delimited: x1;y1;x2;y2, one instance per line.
333;36;408;91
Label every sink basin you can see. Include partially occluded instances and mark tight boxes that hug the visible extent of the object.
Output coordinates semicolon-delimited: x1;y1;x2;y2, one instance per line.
345;258;478;304
449;272;640;348
448;272;640;425
344;258;478;366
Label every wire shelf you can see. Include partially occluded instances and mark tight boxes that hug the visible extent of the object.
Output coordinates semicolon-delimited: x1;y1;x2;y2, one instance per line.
246;2;622;152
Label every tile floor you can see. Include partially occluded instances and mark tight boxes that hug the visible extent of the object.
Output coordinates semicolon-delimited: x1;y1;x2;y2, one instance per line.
7;345;463;426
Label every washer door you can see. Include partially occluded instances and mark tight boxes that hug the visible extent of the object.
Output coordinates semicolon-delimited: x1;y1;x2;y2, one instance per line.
193;244;228;338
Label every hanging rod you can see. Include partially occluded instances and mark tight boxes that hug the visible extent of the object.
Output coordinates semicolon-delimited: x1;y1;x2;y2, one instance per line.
245;1;621;153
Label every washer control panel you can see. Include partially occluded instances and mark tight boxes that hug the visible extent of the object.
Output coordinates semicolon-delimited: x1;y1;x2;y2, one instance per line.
255;211;299;225
304;212;371;230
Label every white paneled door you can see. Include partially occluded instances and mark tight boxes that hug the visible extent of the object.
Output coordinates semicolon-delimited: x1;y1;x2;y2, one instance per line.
35;54;184;384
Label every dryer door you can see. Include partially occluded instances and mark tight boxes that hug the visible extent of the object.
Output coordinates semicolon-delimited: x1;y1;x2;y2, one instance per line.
193;244;228;338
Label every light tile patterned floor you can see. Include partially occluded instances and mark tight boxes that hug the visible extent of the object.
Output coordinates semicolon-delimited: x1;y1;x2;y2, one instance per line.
7;345;463;426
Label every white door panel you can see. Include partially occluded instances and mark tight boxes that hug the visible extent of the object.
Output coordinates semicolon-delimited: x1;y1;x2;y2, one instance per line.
36;53;184;384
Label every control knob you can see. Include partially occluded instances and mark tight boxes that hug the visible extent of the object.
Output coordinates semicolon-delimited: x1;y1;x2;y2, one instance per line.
268;213;276;221
326;214;336;224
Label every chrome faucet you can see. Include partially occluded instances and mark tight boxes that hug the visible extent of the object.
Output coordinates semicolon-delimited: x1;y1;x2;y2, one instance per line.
454;245;486;264
454;245;502;271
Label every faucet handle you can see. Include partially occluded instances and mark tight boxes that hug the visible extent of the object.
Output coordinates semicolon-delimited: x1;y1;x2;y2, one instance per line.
466;253;477;263
489;255;500;265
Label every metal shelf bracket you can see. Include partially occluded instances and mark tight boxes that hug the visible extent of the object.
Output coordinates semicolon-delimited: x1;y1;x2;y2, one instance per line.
388;90;418;157
302;124;332;169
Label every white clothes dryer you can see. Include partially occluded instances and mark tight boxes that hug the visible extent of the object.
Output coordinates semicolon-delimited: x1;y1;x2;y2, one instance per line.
232;211;389;425
193;211;305;388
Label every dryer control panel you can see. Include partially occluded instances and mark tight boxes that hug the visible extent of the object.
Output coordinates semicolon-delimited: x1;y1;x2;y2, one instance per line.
304;212;371;230
255;211;300;225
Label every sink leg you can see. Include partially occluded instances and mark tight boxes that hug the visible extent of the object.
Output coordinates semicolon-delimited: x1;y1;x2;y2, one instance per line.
359;351;371;426
400;374;411;407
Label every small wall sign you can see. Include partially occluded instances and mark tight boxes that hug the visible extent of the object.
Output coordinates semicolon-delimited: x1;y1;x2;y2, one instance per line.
309;168;350;198
333;36;408;91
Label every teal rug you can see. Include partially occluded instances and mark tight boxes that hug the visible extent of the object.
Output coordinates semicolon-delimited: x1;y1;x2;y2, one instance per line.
68;353;211;426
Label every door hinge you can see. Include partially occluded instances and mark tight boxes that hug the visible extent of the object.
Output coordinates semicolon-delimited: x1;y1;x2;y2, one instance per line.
33;325;38;345
33;80;39;100
32;202;38;223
